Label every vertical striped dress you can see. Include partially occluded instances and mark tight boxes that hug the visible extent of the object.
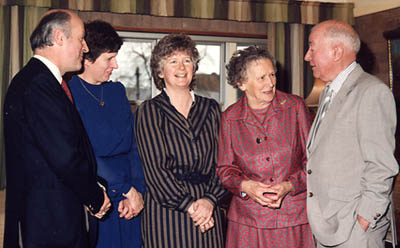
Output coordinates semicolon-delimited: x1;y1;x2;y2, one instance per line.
135;90;227;248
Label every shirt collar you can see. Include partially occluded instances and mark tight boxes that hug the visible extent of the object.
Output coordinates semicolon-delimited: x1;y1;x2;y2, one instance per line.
328;61;357;95
231;90;285;121
33;55;63;84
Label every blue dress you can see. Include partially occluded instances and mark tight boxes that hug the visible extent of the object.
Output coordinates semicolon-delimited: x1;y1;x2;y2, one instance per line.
68;75;145;248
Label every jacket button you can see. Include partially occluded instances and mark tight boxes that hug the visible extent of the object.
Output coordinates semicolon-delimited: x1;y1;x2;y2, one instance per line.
266;157;270;162
374;216;378;220
256;138;262;144
376;213;381;217
307;169;312;174
270;178;274;182
309;192;313;197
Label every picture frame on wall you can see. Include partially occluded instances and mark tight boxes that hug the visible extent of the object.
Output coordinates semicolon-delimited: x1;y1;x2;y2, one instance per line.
384;27;400;247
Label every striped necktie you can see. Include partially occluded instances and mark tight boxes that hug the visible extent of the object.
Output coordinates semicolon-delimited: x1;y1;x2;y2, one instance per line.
308;85;333;150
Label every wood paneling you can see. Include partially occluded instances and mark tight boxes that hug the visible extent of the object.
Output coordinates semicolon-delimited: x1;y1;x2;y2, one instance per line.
356;7;400;242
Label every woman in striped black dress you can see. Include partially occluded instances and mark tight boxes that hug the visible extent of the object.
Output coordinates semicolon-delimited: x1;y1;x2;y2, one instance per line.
135;33;226;248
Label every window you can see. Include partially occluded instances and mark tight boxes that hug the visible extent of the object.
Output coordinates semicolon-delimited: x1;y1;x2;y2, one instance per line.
110;39;154;101
193;43;222;101
110;31;266;109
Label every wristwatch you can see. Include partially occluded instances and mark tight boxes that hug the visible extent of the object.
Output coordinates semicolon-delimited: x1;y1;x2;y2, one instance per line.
240;191;249;200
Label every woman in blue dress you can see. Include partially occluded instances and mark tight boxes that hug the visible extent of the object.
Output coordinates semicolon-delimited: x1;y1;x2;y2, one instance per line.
68;20;145;248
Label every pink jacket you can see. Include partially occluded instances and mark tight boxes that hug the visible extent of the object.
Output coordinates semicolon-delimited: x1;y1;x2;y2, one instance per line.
217;90;311;228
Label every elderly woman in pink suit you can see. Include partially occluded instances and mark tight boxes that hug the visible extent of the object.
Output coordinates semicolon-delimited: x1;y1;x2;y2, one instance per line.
217;46;314;248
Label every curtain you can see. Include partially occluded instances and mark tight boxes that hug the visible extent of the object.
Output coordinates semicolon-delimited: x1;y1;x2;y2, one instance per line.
290;23;304;97
0;5;47;189
303;24;315;99
0;5;10;189
268;22;307;97
1;0;354;25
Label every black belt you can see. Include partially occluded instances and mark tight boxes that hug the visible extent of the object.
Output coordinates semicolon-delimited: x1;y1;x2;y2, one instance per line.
174;172;210;185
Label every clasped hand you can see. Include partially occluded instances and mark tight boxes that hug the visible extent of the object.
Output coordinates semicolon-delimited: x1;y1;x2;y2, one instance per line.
188;198;214;233
118;187;144;220
241;180;293;209
86;190;111;219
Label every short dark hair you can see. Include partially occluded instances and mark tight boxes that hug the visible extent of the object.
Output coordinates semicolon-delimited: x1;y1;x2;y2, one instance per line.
226;46;276;88
30;11;71;51
150;33;200;90
83;20;123;62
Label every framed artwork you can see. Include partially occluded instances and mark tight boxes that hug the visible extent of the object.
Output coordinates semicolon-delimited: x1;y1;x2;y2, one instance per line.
384;27;400;247
384;28;400;91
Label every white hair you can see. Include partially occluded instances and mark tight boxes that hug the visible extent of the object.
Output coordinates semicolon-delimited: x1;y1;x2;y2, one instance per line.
314;21;361;54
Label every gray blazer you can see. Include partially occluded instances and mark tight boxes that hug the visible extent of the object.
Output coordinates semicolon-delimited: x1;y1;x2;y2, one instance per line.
306;64;399;246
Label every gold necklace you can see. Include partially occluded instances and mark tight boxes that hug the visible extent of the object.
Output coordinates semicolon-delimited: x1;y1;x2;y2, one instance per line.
78;77;104;107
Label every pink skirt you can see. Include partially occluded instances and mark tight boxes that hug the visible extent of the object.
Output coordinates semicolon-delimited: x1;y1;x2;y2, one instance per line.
226;221;314;248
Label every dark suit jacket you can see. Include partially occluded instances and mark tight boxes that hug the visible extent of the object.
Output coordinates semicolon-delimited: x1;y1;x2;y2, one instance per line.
3;58;104;247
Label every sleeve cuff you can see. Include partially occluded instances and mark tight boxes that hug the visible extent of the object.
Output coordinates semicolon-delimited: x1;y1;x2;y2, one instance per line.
176;194;195;212
106;183;131;201
357;197;390;227
85;185;104;214
203;194;217;207
97;181;106;191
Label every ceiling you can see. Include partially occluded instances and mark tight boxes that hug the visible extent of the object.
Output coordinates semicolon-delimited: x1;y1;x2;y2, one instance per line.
298;0;400;17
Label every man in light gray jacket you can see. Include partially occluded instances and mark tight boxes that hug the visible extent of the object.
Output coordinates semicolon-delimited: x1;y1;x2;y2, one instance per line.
305;20;398;247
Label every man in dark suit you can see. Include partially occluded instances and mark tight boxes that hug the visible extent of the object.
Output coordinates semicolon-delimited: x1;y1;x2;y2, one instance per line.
3;9;111;247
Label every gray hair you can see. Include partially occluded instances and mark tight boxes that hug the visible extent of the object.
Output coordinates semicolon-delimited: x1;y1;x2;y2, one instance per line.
226;46;276;88
30;11;71;51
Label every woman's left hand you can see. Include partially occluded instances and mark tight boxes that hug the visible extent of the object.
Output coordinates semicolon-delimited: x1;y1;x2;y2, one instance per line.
119;187;144;219
118;199;135;220
262;181;293;209
187;198;214;227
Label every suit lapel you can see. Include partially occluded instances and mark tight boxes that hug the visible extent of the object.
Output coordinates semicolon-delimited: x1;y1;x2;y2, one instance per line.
31;58;73;105
189;96;212;138
31;58;59;85
153;91;193;139
307;64;363;156
306;88;327;155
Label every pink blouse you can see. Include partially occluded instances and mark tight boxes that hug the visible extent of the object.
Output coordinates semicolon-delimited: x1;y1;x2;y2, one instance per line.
217;90;312;228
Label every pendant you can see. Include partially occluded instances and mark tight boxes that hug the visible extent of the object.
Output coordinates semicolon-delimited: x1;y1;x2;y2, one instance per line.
100;101;105;107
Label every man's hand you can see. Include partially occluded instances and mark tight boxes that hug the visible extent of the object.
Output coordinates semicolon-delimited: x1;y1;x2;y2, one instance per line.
93;190;111;219
357;214;370;232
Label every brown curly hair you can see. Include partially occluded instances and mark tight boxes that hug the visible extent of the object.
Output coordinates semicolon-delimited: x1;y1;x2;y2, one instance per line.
226;46;276;88
151;33;200;90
